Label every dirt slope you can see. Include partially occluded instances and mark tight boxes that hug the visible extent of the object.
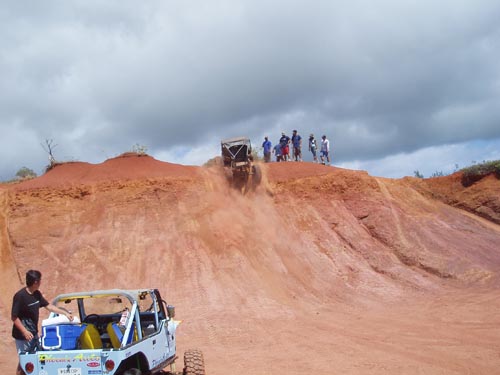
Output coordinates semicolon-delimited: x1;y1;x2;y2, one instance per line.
1;154;499;374
405;172;500;225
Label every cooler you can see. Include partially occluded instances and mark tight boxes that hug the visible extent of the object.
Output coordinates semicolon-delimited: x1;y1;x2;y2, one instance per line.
41;324;84;350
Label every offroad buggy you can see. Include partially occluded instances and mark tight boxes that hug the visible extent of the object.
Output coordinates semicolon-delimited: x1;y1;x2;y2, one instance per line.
221;137;261;192
18;289;205;375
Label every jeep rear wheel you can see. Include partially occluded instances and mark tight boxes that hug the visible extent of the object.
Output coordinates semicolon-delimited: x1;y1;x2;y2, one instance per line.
183;349;205;375
123;369;142;375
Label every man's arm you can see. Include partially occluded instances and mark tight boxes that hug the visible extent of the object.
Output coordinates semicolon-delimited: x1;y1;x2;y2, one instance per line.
45;304;74;321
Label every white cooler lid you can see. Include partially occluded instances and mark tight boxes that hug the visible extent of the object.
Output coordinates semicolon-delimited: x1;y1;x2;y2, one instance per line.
42;315;81;326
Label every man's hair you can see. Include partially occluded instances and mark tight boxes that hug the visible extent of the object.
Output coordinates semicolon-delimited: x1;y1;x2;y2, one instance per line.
26;270;42;287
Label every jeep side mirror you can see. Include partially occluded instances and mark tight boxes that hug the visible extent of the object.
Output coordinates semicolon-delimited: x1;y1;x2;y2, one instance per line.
167;305;175;319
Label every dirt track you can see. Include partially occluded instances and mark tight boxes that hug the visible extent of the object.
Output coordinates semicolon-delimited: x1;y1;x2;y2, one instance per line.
1;155;499;374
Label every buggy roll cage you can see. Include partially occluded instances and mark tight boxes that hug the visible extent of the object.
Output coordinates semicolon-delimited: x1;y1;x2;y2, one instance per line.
221;137;253;167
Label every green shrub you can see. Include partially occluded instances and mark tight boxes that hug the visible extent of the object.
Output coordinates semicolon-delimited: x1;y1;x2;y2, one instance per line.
131;144;148;155
461;160;500;186
16;167;37;179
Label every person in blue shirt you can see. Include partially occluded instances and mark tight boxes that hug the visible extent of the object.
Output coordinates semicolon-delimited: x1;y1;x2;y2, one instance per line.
262;136;272;163
273;143;283;162
291;130;302;161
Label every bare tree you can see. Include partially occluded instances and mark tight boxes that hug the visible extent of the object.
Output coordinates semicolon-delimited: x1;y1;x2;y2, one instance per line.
41;139;58;167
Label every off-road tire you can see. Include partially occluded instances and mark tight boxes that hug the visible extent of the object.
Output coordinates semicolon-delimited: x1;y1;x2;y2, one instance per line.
123;369;142;375
183;349;205;375
252;164;262;187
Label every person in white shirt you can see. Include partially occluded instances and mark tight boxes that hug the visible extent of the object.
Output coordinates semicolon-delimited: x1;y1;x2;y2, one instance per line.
320;135;330;165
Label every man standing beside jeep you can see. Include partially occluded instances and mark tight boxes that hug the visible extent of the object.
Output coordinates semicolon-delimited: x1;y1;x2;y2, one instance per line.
12;269;73;375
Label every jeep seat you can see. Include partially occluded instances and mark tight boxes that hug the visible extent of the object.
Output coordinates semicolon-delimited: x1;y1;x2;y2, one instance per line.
107;322;138;349
107;323;122;348
79;324;102;349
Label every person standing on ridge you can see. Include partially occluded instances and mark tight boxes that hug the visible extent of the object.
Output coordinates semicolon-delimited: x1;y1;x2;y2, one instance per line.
12;270;74;375
320;135;331;165
309;133;318;162
262;136;272;163
279;132;290;161
273;142;283;162
291;130;302;161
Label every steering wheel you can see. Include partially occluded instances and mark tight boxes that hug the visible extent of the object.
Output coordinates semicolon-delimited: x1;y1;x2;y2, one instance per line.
83;314;100;325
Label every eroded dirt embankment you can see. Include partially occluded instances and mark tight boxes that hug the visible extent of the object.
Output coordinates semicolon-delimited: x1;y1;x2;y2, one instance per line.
1;156;499;374
405;172;500;225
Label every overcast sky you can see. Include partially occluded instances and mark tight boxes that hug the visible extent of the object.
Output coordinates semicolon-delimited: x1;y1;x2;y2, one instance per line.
1;0;499;181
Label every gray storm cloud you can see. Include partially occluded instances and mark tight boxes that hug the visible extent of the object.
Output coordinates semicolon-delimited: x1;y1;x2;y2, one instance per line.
1;0;500;179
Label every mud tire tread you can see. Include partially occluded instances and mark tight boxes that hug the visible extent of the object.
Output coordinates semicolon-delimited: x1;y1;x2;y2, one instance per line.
183;349;205;375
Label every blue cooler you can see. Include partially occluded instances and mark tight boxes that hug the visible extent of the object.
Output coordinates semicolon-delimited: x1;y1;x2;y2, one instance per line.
42;324;84;350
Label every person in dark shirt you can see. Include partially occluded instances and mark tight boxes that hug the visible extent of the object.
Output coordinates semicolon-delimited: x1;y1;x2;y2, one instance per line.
309;133;318;162
12;270;73;375
279;132;291;161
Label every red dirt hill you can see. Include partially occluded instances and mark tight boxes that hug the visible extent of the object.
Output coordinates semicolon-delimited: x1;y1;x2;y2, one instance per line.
1;155;499;374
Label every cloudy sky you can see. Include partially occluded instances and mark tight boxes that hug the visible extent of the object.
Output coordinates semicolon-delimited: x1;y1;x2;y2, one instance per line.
1;0;500;181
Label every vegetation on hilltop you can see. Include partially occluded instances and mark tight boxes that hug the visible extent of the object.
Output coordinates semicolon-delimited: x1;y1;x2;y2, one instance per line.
461;160;500;186
414;160;499;185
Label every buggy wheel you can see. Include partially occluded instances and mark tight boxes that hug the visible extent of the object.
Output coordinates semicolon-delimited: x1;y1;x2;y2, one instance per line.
123;369;142;375
231;170;248;193
223;167;233;185
252;164;262;187
183;349;205;375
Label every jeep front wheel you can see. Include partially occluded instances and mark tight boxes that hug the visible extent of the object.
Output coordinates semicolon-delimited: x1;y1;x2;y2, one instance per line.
183;349;205;375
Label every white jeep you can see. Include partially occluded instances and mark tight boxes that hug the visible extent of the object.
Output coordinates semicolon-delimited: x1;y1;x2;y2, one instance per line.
18;289;205;375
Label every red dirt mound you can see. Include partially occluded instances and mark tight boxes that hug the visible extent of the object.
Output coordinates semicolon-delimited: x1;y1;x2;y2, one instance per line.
14;153;200;190
1;156;499;374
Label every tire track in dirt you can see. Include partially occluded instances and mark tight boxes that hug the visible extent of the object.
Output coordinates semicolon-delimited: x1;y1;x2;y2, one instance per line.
375;178;410;250
0;190;23;290
372;178;428;279
0;189;24;350
375;178;447;278
455;205;500;232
